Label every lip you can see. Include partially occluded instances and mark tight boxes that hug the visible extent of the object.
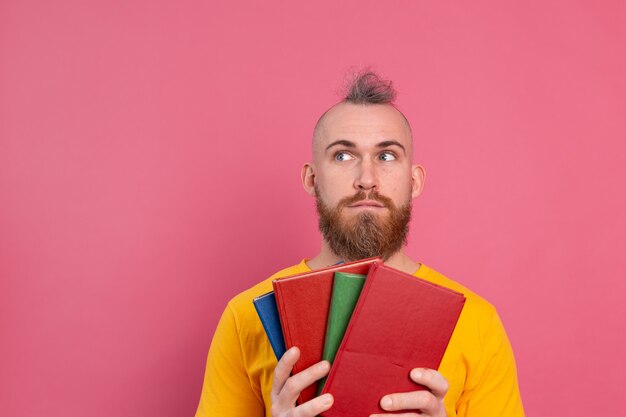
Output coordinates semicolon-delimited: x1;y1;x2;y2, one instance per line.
347;200;386;208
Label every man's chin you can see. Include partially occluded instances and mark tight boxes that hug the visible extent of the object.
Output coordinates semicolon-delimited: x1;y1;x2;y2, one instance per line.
341;206;388;220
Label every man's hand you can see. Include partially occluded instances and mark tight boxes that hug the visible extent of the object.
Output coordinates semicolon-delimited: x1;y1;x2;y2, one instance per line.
370;368;449;417
271;347;334;417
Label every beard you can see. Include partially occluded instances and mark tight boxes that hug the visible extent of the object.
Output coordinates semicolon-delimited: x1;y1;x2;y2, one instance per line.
315;187;412;262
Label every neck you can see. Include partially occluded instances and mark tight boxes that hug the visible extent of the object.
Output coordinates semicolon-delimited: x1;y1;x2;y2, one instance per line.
306;240;421;275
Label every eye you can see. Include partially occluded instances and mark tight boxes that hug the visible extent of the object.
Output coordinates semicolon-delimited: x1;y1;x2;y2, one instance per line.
334;151;354;162
378;151;397;161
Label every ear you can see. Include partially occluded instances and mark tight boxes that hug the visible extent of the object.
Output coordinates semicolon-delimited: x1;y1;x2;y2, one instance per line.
301;162;317;196
411;164;426;199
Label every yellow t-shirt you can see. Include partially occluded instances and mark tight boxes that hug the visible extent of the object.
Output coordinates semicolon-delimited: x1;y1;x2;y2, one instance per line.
195;260;525;417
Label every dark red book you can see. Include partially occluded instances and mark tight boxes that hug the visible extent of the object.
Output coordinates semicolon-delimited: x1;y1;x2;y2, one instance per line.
320;263;466;417
272;258;380;405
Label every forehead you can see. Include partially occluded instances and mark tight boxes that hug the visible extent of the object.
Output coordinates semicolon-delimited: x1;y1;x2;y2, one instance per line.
313;102;413;156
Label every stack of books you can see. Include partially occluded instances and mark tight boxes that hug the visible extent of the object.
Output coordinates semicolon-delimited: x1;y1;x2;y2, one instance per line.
253;258;465;416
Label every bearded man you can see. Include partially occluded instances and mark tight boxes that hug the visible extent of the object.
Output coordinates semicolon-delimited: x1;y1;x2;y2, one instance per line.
195;72;525;417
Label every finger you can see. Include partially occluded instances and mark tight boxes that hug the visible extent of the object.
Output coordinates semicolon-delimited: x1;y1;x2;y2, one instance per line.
370;413;420;417
292;393;334;417
278;360;331;406
271;347;300;397
409;368;449;399
379;389;435;412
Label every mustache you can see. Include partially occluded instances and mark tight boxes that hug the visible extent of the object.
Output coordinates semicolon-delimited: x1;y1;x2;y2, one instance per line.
337;190;395;210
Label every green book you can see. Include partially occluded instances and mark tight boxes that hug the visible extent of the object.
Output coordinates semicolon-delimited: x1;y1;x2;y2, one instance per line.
317;271;366;395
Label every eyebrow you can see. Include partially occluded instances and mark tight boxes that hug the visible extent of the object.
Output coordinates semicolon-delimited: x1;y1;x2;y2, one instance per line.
325;139;406;154
325;139;356;150
376;140;406;154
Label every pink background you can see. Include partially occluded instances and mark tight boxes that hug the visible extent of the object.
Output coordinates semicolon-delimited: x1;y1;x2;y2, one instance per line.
1;1;625;416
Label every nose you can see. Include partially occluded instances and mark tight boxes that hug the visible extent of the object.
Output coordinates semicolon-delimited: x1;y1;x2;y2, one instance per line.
354;159;378;191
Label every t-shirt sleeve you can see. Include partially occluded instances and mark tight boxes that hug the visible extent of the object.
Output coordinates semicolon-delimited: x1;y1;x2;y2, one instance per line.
195;304;265;417
457;309;525;417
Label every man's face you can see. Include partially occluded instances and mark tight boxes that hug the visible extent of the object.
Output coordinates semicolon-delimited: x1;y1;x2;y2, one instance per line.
302;102;425;260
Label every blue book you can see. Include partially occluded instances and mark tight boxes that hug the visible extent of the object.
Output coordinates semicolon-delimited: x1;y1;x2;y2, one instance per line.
253;291;286;360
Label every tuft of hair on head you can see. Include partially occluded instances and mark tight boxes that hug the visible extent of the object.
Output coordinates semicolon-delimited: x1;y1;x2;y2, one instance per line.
343;70;396;105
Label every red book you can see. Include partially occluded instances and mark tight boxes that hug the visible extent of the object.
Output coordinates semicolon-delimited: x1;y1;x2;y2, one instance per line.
321;263;466;417
272;258;380;405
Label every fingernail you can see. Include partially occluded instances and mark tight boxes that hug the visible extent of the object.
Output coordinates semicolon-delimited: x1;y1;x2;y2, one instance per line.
380;396;392;409
318;361;330;371
322;394;333;405
411;369;423;380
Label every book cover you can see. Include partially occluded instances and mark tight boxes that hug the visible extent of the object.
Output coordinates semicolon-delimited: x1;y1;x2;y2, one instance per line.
317;272;366;395
321;263;466;417
272;258;380;405
253;291;286;360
